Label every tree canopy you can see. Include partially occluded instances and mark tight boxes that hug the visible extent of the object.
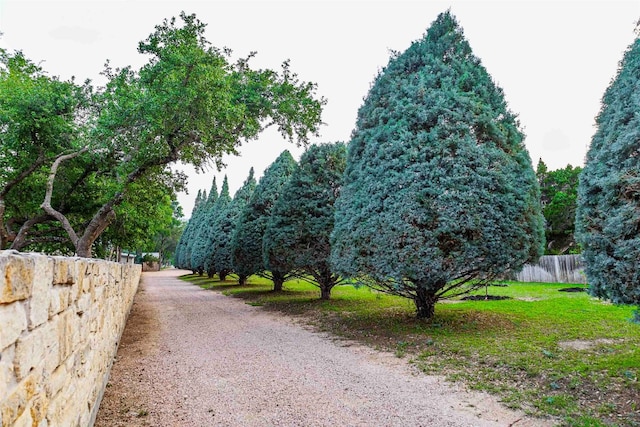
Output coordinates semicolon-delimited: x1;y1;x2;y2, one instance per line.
576;34;640;317
192;176;230;275
0;12;324;257
207;169;256;281
536;159;582;255
263;142;347;299
331;11;544;318
231;150;297;288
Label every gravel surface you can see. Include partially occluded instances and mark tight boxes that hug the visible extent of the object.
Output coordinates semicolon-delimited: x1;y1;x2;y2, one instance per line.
95;269;553;427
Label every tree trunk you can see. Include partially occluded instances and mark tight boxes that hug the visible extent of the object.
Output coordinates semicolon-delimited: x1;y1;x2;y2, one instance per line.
272;270;285;292
318;268;335;300
320;285;332;300
219;269;230;281
238;274;247;286
414;286;438;319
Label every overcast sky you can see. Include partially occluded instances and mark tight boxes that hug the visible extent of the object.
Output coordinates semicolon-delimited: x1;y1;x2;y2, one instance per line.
1;0;638;218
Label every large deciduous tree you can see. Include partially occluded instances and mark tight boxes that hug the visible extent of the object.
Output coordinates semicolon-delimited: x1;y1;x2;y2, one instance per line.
331;11;544;319
0;49;92;251
575;34;640;317
264;142;347;299
1;12;324;257
231;150;297;290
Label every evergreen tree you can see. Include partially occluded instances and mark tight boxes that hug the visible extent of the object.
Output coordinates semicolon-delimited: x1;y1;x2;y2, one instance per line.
264;143;348;299
189;177;218;278
576;35;640;317
207;169;256;282
192;177;230;276
331;11;544;319
174;189;204;270
231;151;297;290
536;159;582;254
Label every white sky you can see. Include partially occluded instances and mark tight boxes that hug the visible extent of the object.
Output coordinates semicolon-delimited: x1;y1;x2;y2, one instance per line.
1;0;638;218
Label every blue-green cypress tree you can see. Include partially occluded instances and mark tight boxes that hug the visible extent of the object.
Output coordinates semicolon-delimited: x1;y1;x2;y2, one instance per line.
331;11;544;319
189;177;218;278
263;143;347;299
179;189;208;272
576;35;640;319
174;189;203;270
206;169;256;281
231;151;297;291
192;176;230;276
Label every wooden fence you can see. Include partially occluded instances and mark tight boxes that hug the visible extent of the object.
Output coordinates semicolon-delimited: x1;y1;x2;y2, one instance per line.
516;254;586;284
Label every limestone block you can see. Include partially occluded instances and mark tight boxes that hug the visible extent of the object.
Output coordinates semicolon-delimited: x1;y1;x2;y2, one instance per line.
27;257;53;330
0;345;16;402
13;323;54;381
75;292;91;318
28;392;48;427
0;372;37;426
93;285;104;304
55;310;74;364
51;257;75;286
73;260;87;299
0;302;26;351
78;261;95;297
0;252;35;304
46;363;66;399
10;406;33;427
46;382;79;427
48;286;71;318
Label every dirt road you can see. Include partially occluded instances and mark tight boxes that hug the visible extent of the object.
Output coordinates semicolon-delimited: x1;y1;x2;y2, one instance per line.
95;269;551;426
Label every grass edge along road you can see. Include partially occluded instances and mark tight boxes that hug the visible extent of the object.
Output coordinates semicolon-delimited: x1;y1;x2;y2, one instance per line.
179;274;639;427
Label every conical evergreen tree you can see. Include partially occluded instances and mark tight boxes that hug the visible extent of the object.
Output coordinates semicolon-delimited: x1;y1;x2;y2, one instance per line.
231;150;297;291
576;35;640;318
192;176;229;275
182;178;218;272
264;142;347;299
190;177;218;278
174;189;203;269
331;11;544;319
207;169;256;282
177;189;209;271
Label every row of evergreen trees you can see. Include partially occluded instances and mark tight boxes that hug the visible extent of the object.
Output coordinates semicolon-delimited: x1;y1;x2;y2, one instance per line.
175;11;545;318
174;144;348;300
176;11;639;319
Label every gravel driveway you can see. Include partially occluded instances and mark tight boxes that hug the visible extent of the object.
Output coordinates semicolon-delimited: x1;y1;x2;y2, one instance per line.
94;269;552;427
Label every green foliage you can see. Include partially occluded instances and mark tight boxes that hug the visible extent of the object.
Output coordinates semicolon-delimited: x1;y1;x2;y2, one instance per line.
206;169;256;279
231;150;297;282
174;188;207;270
192;176;231;274
576;35;640;309
263;143;347;299
0;48;92;250
0;12;324;257
536;159;582;254
331;11;544;318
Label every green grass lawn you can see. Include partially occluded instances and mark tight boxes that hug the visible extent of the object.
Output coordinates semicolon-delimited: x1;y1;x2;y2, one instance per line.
180;274;640;426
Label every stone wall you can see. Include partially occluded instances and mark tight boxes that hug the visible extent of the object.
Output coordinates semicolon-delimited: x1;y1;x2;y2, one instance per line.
0;251;141;427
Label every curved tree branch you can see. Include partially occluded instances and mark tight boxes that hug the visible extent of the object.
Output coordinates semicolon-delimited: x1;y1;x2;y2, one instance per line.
40;147;89;248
